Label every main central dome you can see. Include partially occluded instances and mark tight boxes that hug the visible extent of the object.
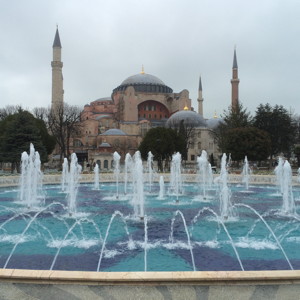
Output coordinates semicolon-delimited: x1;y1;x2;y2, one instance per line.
113;73;173;93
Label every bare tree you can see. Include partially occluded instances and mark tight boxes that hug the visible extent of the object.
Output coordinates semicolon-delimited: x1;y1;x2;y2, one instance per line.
32;107;49;123
47;103;82;161
0;105;23;121
111;138;135;159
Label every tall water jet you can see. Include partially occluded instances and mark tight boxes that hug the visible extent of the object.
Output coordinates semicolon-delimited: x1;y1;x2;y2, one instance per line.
170;152;183;202
113;152;121;199
132;151;145;219
217;153;234;220
282;160;295;215
275;157;284;195
147;151;154;193
61;158;69;192
93;163;100;190
197;150;213;200
124;153;132;195
242;156;251;190
67;153;82;215
19;143;44;208
158;175;165;199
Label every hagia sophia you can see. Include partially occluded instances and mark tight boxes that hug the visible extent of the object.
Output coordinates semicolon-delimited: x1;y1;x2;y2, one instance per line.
51;28;240;170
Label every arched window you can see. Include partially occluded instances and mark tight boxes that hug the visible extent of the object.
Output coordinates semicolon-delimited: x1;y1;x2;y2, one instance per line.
96;160;101;169
198;142;201;150
104;160;108;169
73;139;83;147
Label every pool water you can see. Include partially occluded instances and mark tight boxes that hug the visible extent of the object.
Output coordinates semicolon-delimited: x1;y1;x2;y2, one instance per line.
0;182;300;272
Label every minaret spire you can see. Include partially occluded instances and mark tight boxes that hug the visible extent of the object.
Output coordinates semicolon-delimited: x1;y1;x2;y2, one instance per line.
233;47;238;69
197;75;204;116
53;27;62;48
231;47;239;111
51;27;64;112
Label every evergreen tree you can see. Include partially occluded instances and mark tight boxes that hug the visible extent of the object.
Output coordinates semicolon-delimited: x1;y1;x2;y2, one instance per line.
213;102;253;153
225;127;271;161
0;110;55;172
254;104;296;161
138;127;185;171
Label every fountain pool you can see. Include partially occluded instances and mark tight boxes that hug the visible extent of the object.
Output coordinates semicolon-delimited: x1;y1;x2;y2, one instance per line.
0;180;300;272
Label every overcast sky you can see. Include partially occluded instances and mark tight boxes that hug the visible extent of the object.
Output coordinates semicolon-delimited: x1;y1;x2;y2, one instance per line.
1;0;300;119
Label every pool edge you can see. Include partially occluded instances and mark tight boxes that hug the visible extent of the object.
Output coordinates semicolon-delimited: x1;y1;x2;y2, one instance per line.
1;269;300;285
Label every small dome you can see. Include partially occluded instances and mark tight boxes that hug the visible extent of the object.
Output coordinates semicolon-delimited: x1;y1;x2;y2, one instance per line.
93;96;112;102
206;118;223;130
101;129;127;136
166;110;207;128
99;142;112;148
113;72;173;93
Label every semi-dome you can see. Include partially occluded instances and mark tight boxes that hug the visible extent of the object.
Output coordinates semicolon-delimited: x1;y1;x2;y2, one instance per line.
113;72;173;93
95;115;112;121
101;129;127;136
166;110;207;128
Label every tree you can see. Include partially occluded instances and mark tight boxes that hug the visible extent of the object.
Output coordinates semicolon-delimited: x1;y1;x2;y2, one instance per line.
167;115;198;161
0;110;55;172
253;104;296;162
224;127;271;161
0;105;23;121
47;103;82;161
138;127;185;171
213;102;253;153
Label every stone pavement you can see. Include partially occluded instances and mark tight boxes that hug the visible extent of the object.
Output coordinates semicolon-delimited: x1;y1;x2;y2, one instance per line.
1;282;300;300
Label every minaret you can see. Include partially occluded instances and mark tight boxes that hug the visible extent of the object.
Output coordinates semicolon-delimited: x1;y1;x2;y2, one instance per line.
51;27;64;111
231;48;239;111
197;76;204;116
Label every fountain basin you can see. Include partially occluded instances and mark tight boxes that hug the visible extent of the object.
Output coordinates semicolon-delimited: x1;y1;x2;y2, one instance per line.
1;269;300;299
1;174;300;298
0;175;300;272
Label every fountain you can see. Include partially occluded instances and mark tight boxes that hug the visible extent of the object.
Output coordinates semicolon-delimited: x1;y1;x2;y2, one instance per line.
1;147;300;273
282;160;296;215
113;151;121;199
169;152;183;202
147;151;154;193
93;163;100;190
158;175;165;199
275;157;284;194
197;150;213;200
131;151;145;219
19;143;44;208
61;157;69;192
67;153;82;215
124;153;132;194
242;156;251;190
216;153;234;220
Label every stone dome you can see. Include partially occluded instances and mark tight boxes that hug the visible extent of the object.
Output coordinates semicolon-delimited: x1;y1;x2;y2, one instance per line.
95;115;112;121
113;73;173;93
206;117;223;130
166;110;207;128
101;129;127;136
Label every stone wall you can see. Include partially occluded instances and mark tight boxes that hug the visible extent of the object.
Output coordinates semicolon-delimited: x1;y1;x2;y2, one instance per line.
1;173;299;187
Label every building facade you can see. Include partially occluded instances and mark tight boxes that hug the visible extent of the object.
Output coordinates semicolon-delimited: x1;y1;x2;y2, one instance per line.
51;29;239;169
